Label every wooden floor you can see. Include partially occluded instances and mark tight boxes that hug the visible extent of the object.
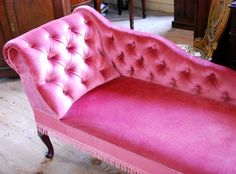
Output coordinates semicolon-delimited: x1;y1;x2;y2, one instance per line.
0;7;192;174
0;78;124;174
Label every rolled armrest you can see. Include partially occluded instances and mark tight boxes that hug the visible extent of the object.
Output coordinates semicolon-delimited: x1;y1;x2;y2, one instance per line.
3;41;56;116
3;9;120;118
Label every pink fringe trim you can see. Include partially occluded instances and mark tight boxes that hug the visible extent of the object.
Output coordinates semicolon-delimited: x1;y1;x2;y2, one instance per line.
37;123;148;174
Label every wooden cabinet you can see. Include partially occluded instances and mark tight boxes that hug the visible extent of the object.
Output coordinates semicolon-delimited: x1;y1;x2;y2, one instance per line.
70;0;101;12
0;0;71;77
172;0;212;35
70;0;92;10
194;0;212;38
172;0;236;70
172;0;196;30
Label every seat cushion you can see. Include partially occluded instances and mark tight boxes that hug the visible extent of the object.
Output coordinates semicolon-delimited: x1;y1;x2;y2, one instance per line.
62;77;236;174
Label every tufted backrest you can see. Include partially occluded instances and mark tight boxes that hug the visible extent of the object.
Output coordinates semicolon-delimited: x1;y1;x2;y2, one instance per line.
80;6;236;108
101;26;236;107
3;6;120;118
3;6;236;119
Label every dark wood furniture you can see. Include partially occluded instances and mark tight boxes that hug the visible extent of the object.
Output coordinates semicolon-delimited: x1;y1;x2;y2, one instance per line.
0;0;71;77
70;0;92;10
193;0;232;60
228;1;236;69
0;0;102;77
172;0;212;36
94;0;101;13
70;0;101;12
194;0;212;38
117;0;146;29
173;0;236;70
172;0;196;30
172;0;236;70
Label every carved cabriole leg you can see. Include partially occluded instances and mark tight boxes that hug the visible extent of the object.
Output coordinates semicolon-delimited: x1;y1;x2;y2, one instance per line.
37;131;54;159
91;158;102;165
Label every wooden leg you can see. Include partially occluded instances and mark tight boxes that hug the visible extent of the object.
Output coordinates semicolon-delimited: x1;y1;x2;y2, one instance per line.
118;0;123;15
94;0;101;13
91;158;102;165
37;131;54;159
129;0;134;29
142;0;146;18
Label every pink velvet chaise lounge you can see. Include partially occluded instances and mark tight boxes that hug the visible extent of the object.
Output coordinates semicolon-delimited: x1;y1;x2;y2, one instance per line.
3;6;236;174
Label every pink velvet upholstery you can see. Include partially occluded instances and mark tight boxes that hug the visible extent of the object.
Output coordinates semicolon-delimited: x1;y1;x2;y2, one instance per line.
3;5;236;174
62;77;236;174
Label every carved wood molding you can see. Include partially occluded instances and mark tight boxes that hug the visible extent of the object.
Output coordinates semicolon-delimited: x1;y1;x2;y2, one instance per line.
194;0;233;58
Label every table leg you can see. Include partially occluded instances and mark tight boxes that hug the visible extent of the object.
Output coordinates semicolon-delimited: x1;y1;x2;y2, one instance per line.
142;0;146;18
129;0;134;29
118;0;123;15
94;0;101;13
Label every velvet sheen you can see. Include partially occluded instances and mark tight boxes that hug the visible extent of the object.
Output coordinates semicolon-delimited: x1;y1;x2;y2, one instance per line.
3;6;236;118
3;5;236;174
62;77;236;174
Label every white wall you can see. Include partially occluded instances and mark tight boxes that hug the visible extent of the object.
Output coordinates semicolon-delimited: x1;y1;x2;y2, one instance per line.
107;0;174;13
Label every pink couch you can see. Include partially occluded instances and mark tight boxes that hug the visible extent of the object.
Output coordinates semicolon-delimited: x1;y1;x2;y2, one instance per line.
3;6;236;174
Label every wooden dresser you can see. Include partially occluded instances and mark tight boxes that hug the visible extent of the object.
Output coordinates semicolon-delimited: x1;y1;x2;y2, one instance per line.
172;0;196;30
70;0;92;10
172;0;212;37
70;0;101;12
